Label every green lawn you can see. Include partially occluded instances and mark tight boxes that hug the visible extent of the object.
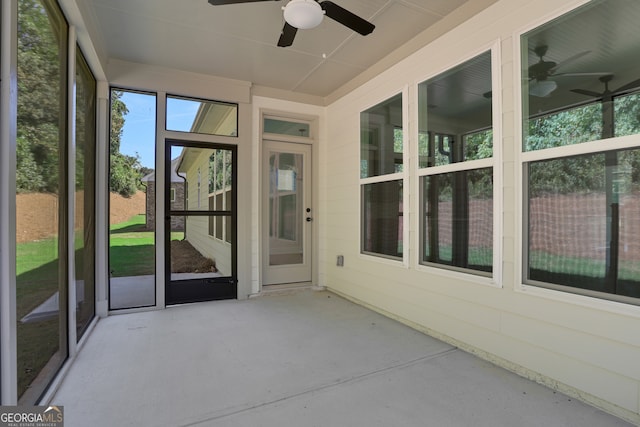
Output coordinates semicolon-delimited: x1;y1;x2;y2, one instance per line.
15;213;158;397
16;236;61;399
108;214;183;277
16;214;160;281
530;250;640;280
109;214;155;277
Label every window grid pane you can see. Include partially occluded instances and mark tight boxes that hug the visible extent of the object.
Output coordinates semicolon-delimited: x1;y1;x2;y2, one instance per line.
360;93;403;179
361;180;403;259
418;51;493;169
521;0;640;153
421;169;493;273
527;149;640;299
75;47;96;341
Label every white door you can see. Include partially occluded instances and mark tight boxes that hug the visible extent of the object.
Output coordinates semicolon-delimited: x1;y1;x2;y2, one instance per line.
262;141;312;285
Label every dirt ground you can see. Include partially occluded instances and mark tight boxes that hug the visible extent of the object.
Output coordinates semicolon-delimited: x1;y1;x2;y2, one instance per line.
171;240;217;273
16;191;145;243
109;191;146;225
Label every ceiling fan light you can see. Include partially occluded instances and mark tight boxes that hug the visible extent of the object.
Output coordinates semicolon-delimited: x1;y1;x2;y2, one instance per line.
529;79;557;97
283;0;324;30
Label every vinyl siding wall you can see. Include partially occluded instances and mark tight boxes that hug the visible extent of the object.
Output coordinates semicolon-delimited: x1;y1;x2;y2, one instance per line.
321;0;640;423
182;151;233;277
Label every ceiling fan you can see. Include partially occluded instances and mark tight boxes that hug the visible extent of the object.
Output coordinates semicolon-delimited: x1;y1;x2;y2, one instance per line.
571;74;640;99
483;44;611;99
208;0;375;47
527;45;610;97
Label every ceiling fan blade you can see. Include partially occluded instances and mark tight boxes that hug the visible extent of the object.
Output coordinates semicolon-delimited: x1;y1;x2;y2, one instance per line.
549;50;590;74
571;88;603;98
208;0;278;5
614;78;640;94
320;1;374;36
277;22;297;47
554;72;613;77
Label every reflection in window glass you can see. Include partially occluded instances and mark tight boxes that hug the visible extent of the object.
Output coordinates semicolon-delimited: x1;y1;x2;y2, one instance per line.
361;180;403;259
421;169;493;274
17;0;68;403
167;95;238;137
525;103;602;151
264;118;311;137
360;92;405;260
417;50;493;276
360;94;403;178
418;51;492;168
521;0;640;151
614;92;640;138
268;151;303;265
75;47;96;341
527;149;640;299
521;0;640;304
464;129;494;161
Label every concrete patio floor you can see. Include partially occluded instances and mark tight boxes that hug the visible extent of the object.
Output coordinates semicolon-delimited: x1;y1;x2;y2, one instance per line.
51;289;632;426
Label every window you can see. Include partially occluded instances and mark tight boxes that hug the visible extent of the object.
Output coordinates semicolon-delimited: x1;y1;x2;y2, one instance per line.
197;167;201;209
75;46;96;341
418;51;494;275
264;117;311;138
17;0;69;403
527;150;640;299
521;0;640;303
109;89;157;310
170;187;176;202
207;149;233;242
166;95;238;137
360;93;404;260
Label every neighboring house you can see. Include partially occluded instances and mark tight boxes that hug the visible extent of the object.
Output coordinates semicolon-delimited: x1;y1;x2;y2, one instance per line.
140;158;186;231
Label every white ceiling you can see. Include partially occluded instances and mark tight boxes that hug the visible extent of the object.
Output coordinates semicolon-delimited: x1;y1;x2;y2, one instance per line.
80;0;490;99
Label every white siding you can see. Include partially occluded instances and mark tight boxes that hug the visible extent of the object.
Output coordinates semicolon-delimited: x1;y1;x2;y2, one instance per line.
322;0;640;423
182;151;233;276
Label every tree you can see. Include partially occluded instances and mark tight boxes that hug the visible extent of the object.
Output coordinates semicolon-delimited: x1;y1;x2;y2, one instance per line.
17;3;145;198
110;91;128;153
16;0;63;193
526;98;640;196
110;153;143;198
109;91;147;197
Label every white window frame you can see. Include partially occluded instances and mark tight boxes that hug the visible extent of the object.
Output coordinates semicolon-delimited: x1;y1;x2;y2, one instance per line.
358;87;409;267
514;0;640;308
413;43;502;287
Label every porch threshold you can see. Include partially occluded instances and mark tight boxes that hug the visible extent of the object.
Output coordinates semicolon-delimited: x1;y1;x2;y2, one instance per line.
256;281;319;296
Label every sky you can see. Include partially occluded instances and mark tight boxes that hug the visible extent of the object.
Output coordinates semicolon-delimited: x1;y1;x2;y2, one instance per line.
118;91;200;168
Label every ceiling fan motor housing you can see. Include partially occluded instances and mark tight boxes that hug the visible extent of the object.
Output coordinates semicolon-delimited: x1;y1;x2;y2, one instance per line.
283;0;325;29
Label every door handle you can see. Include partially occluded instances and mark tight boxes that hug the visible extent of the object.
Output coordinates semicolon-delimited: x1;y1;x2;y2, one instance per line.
306;217;313;222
